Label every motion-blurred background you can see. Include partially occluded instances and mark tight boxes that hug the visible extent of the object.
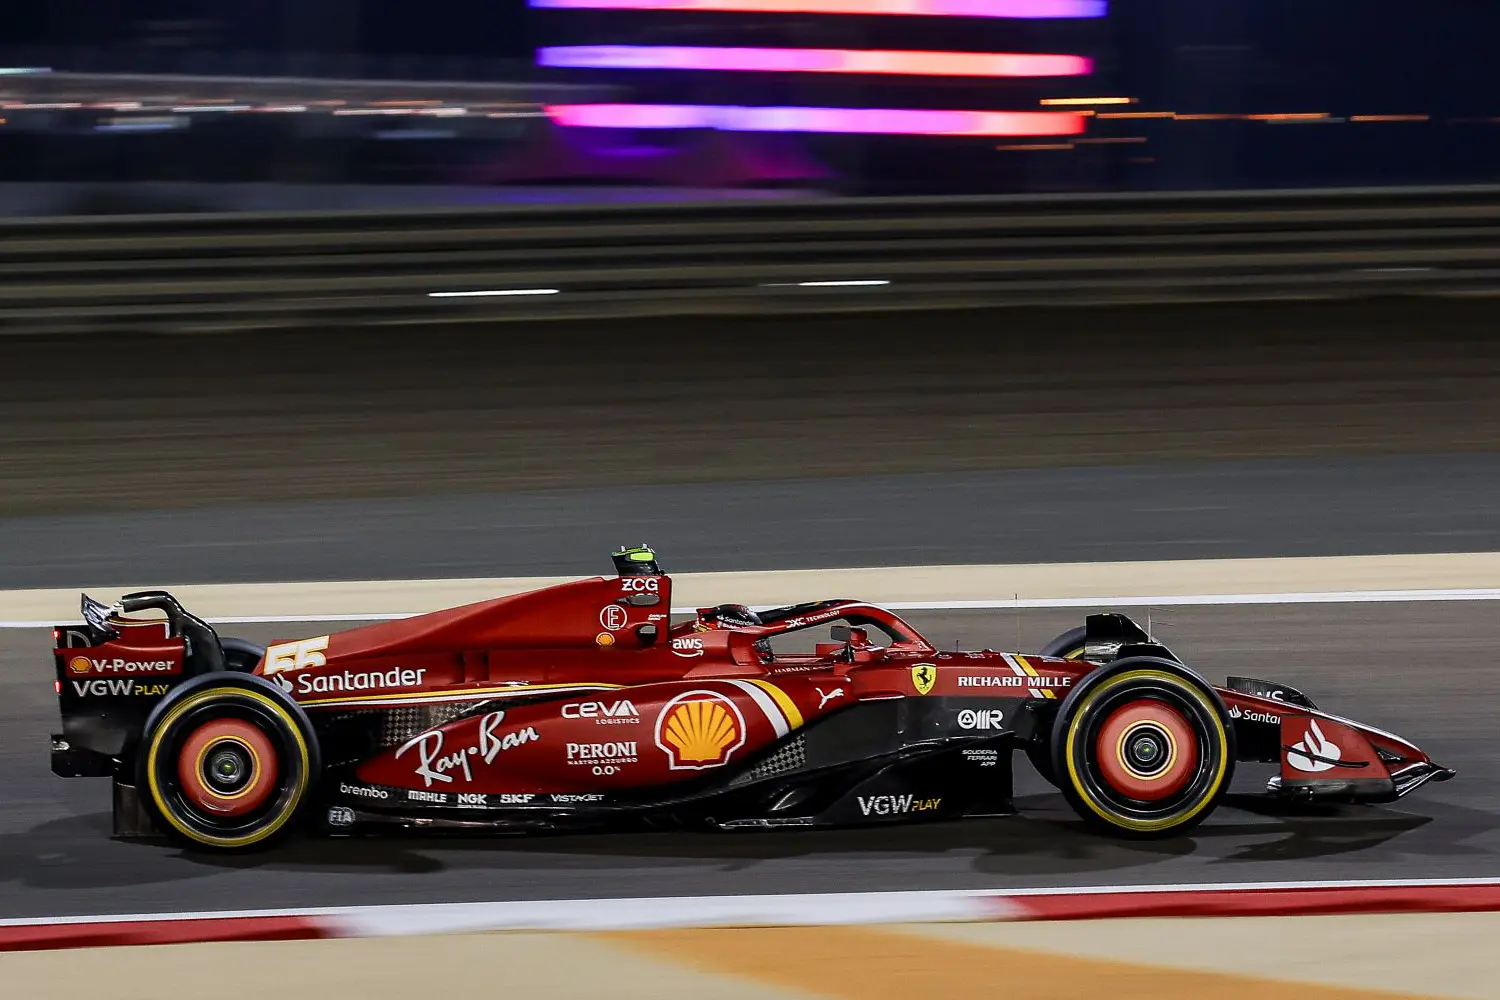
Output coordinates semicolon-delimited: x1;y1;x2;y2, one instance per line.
5;0;1499;209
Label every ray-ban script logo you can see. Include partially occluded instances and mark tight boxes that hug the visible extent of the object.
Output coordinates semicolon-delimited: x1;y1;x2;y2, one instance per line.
396;711;540;787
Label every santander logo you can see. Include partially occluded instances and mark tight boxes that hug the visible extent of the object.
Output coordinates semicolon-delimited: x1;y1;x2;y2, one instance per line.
1287;719;1341;773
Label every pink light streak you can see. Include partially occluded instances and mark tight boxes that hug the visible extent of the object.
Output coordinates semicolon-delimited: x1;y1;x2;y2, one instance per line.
530;0;1105;17
545;104;1089;136
538;46;1093;77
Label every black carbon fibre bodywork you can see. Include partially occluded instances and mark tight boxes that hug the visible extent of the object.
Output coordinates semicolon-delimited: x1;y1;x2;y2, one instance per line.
315;698;1019;836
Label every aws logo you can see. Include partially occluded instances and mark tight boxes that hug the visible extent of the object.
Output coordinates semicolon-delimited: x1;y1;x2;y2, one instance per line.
655;690;746;770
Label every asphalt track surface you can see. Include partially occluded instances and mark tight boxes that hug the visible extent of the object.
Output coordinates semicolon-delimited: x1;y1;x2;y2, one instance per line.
4;454;1500;588
3;603;1496;920
6;295;1500;587
4;298;1500;522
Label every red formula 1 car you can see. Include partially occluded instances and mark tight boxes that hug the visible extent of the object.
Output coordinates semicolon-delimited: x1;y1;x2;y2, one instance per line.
49;546;1454;851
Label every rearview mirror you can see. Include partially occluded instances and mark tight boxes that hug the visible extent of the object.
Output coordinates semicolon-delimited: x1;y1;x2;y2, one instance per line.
829;625;851;642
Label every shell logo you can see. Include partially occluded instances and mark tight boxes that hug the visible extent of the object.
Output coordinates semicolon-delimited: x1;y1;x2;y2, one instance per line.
68;656;92;675
655;690;747;770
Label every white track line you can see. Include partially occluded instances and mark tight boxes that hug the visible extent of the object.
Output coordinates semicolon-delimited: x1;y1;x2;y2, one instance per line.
5;587;1500;629
0;890;997;933
6;877;1500;931
6;553;1500;625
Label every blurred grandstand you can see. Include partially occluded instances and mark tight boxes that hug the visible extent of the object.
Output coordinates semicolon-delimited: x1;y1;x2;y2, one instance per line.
0;49;833;214
7;0;1500;212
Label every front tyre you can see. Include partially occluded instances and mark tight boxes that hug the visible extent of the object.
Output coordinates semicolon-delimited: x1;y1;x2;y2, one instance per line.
1050;656;1234;839
137;674;318;851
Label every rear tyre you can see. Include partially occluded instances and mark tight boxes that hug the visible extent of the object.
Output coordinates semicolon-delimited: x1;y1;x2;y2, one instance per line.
1036;626;1088;660
221;637;266;672
1049;656;1234;839
136;673;318;851
1027;627;1085;787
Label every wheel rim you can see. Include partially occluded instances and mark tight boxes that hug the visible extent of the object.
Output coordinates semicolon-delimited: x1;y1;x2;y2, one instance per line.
146;689;309;846
1066;670;1228;831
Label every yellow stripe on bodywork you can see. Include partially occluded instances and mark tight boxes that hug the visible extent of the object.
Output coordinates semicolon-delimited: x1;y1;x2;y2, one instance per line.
1014;655;1058;700
297;681;625;708
747;678;805;729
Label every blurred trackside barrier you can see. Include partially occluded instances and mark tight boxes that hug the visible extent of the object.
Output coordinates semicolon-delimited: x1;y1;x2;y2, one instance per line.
4;184;1500;332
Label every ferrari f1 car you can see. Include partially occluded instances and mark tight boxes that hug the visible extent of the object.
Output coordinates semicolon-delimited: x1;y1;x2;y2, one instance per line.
49;546;1454;850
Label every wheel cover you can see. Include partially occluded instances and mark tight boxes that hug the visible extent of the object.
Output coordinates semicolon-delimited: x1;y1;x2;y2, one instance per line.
177;718;279;818
1094;699;1198;801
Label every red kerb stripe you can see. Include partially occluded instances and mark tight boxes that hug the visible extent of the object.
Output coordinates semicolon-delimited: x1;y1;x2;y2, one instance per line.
0;916;331;952
1003;885;1500;921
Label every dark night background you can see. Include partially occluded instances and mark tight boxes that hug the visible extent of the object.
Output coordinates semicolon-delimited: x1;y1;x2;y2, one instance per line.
9;1;535;59
6;2;1500;197
11;2;1496;114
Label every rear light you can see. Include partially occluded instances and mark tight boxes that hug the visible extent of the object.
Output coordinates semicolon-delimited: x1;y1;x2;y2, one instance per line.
53;680;60;694
52;628;60;646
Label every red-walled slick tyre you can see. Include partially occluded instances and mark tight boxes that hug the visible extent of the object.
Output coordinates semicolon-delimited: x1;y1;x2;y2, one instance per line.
136;674;318;851
1049;656;1235;838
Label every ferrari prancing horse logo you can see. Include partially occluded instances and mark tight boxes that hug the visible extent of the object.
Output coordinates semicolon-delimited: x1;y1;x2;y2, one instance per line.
911;663;937;696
